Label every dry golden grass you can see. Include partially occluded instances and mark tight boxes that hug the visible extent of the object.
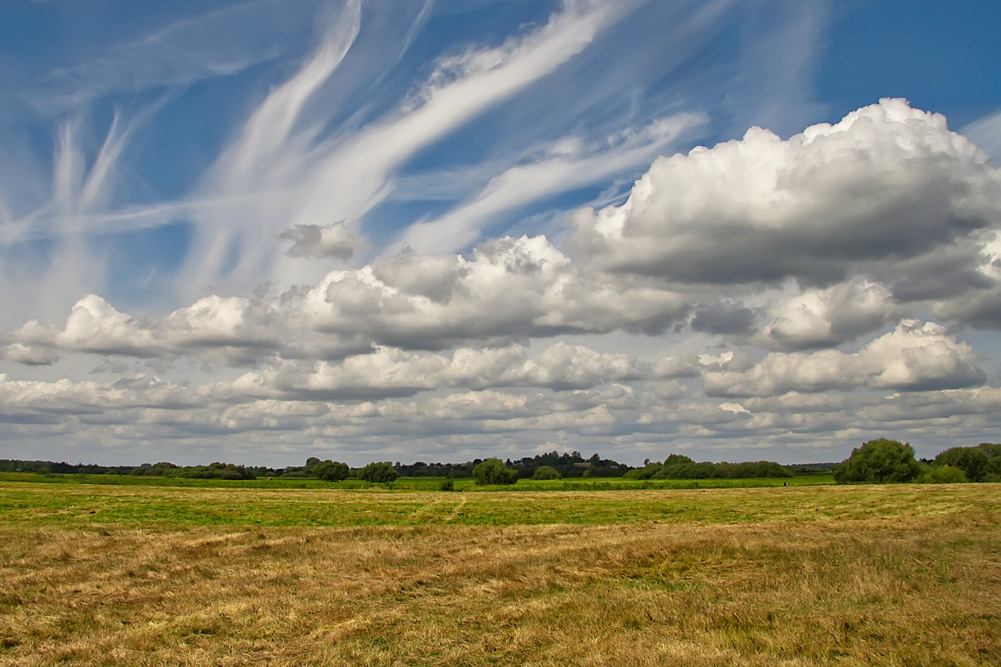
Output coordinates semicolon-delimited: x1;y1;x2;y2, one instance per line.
0;484;998;665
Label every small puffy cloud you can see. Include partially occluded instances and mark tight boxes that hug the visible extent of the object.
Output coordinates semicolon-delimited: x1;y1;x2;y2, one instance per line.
704;320;984;397
280;221;367;260
572;99;1001;293
2;343;59;366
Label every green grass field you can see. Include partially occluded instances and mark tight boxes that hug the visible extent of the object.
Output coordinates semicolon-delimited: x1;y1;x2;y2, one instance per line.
0;476;997;665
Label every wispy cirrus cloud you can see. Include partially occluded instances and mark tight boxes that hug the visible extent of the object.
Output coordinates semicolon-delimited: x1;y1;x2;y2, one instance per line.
8;0;314;116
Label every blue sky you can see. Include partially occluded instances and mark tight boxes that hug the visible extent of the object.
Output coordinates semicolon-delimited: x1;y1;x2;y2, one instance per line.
1;0;1000;467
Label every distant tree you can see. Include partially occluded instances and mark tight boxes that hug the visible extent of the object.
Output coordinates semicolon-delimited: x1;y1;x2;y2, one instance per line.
473;458;519;485
532;465;562;480
313;460;349;482
358;461;398;483
834;439;920;484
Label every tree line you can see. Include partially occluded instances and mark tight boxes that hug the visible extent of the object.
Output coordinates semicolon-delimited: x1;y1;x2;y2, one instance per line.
833;439;1001;484
3;439;998;485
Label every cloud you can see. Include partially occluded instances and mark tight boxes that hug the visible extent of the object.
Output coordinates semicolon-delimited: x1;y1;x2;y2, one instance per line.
928;231;1001;329
280;221;368;260
690;300;756;336
394;112;706;253
571;99;1001;292
2;343;59;366
212;339;656;402
760;280;896;350
12;0;311;115
703;320;985;397
168;0;639;300
4;235;694;366
962;109;1001;162
0;339;655;432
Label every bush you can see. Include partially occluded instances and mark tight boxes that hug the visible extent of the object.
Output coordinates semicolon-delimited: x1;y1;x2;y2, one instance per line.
656;461;717;479
532;465;562;480
313;460;349;482
623;463;662;480
358;461;398;483
934;444;1001;482
923;465;967;484
473;458;518;485
438;478;455;491
834;439;920;484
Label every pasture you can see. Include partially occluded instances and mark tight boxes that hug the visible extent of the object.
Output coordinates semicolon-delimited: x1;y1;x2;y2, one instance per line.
0;478;997;665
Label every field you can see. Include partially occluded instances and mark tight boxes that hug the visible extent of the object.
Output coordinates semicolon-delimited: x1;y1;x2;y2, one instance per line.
0;478;998;665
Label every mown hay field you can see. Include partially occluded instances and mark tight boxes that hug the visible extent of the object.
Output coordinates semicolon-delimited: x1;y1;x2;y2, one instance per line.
0;481;998;666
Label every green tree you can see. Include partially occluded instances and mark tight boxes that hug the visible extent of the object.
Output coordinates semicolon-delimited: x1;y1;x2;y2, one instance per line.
532;465;562;480
473;458;519;485
923;465;967;484
358;461;398;483
834;439;920;484
934;444;1001;482
313;460;349;482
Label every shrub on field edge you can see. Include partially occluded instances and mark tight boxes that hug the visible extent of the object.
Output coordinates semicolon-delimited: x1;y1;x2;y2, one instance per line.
358;461;399;483
922;465;967;484
473;458;518;485
313;460;349;482
532;465;562;480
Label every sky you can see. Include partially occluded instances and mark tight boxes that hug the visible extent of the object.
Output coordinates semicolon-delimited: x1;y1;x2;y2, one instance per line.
1;0;1001;468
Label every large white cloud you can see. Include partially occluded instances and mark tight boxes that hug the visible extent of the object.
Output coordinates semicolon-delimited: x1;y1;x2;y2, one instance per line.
571;99;1001;294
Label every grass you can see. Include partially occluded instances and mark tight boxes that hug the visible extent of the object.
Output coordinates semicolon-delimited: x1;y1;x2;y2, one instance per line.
0;480;997;665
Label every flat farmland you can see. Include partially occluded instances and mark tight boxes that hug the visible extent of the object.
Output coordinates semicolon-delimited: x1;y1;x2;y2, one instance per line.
0;481;998;665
